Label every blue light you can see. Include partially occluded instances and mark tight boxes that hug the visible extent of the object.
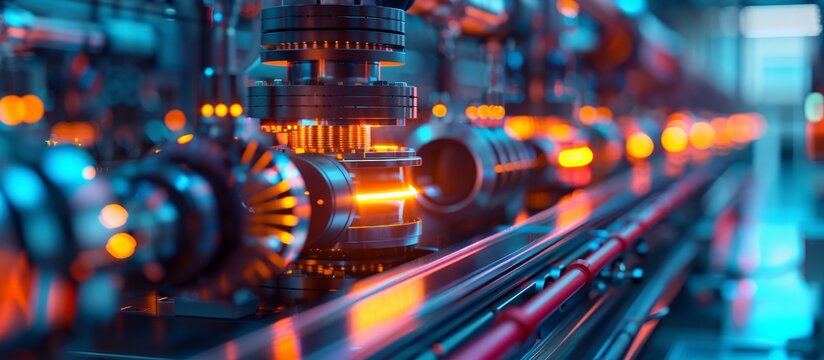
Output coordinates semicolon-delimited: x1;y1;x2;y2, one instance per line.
3;166;44;208
506;51;524;70
203;67;215;77
42;147;94;186
213;12;223;24
2;7;35;28
616;0;646;16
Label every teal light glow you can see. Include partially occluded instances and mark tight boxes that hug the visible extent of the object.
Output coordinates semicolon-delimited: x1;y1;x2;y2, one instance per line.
805;92;823;122
616;0;646;16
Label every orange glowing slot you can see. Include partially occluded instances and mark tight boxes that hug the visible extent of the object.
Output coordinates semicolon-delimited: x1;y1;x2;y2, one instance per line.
355;185;418;203
372;144;400;152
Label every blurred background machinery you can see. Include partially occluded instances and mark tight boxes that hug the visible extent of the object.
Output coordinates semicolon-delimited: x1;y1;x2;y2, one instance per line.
0;0;819;359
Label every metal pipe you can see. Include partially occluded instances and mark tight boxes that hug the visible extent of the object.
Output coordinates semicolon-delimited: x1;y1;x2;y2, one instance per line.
450;161;721;360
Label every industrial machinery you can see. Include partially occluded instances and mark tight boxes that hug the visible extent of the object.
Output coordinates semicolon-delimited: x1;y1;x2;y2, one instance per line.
0;0;798;359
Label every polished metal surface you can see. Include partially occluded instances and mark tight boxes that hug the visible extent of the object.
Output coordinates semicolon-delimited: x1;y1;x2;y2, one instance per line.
198;155;730;359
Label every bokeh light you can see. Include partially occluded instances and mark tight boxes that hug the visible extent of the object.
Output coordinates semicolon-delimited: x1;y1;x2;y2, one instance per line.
177;133;194;144
230;103;244;117
215;103;228;117
99;204;129;229
0;95;25;126
432;103;448;118
164;109;186;132
579;105;598;125
558;146;594;168
105;233;137;259
201;103;215;117
626;132;654;160
689;122;716;150
662;126;688;153
20;95;44;123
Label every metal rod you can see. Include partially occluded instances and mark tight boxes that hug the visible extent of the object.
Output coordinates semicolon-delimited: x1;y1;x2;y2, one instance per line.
450;165;719;360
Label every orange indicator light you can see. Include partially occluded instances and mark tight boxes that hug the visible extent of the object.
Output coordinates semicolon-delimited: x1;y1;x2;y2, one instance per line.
21;95;44;123
558;146;593;168
177;134;194;144
689;122;716;150
465;106;479;120
432;103;448;118
201;104;215;117
661;127;688;153
579;105;598;125
164;109;186;132
106;233;137;259
215;103;228;117
626;132;654;160
0;95;25;126
230;103;244;117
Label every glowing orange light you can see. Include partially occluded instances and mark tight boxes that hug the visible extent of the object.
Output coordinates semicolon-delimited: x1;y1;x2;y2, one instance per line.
372;144;400;151
0;251;33;340
557;0;580;18
355;185;418;203
579;105;598;125
556;190;591;229
558;146;593;168
504;116;535;140
513;210;529;225
21;95;44;123
667;112;691;128
99;204;129;229
478;105;491;119
273;318;302;360
50;122;96;146
712;117;733;147
200;103;215;117
105;233;137;259
177;133;194;144
729;113;765;143
230;103;244;117
661;127;688;153
350;279;424;347
465;106;479;120
164;109;186;132
689;122;716;150
597;107;613;121
547;122;574;141
491;105;506;119
0;95;25;126
626;132;654;160
432;103;448;118
215;103;229;117
81;166;97;180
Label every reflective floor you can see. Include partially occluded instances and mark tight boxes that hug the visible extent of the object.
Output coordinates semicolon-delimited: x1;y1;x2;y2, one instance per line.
645;114;820;359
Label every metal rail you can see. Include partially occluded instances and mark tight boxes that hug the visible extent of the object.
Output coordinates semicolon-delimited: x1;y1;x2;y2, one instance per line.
450;162;723;360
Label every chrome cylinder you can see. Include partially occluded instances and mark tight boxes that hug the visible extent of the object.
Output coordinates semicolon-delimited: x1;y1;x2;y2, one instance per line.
407;122;536;240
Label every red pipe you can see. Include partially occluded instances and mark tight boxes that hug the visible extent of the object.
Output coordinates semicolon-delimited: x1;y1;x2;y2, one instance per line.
450;172;712;360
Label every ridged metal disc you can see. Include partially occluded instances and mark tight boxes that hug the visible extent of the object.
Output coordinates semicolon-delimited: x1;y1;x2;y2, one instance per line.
249;83;417;124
